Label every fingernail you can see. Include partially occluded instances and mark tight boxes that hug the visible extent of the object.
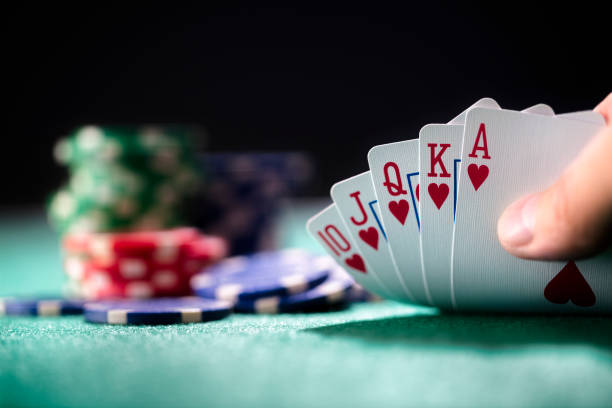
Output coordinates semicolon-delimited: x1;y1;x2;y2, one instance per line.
498;194;539;247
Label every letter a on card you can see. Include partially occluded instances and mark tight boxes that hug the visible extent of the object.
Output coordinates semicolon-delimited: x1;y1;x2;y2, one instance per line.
451;108;611;312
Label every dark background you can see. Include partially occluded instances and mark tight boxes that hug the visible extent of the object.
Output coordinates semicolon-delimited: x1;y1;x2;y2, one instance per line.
4;3;609;205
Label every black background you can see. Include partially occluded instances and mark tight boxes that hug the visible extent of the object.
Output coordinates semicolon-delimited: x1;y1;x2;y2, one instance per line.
4;3;610;205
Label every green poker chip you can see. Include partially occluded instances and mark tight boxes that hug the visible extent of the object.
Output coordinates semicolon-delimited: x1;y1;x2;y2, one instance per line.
67;164;199;202
48;125;203;235
48;191;181;234
47;181;197;234
54;125;203;165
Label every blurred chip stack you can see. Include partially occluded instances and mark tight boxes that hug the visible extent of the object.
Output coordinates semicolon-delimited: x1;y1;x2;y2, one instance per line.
195;152;313;254
48;125;228;299
49;125;202;233
63;228;227;299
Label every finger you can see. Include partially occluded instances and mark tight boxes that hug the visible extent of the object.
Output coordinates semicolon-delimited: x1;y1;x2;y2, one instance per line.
497;122;612;260
594;92;612;122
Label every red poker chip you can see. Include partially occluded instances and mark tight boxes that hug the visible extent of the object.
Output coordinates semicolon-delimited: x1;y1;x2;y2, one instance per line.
184;236;228;261
64;260;204;300
61;228;227;300
79;271;192;299
63;227;200;258
63;255;88;280
80;240;224;279
83;257;164;282
182;258;211;276
82;278;156;300
81;255;201;282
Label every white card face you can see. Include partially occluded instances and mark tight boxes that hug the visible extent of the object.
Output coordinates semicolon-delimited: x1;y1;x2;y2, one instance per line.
452;108;612;312
557;111;605;125
306;204;392;298
417;99;505;308
331;171;414;301
418;124;463;308
368;140;431;304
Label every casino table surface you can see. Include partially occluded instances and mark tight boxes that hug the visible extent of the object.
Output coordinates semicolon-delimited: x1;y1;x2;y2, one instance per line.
1;208;611;408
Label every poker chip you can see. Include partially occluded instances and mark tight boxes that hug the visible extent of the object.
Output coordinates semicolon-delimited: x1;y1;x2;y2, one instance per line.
47;188;184;234
194;152;314;254
232;259;354;314
0;297;85;316
191;249;331;302
79;272;188;299
184;236;228;262
54;126;201;166
63;227;200;258
48;126;214;301
48;126;202;235
83;297;232;325
61;228;227;300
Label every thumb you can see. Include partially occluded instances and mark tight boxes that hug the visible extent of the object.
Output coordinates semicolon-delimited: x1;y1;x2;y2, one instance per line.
497;93;612;260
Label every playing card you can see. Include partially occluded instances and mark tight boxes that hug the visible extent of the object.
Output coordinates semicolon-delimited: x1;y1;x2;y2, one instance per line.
451;108;611;312
331;171;414;301
368;139;432;304
306;203;393;298
418;124;464;308
366;98;509;306
418;102;555;308
557;111;605;125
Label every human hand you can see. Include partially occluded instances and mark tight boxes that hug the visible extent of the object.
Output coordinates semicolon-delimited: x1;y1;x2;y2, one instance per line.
497;92;612;260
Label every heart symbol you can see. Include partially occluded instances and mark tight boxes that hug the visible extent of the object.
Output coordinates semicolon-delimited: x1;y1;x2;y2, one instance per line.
544;261;596;307
358;227;379;250
416;184;420;202
467;164;489;191
345;254;366;273
428;183;449;210
388;199;409;225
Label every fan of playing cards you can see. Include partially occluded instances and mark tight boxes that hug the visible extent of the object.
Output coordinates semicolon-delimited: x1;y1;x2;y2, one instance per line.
307;98;612;313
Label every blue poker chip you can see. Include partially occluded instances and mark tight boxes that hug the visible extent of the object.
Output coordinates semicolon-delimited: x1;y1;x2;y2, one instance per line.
83;297;232;325
233;257;354;314
0;296;85;316
191;249;331;301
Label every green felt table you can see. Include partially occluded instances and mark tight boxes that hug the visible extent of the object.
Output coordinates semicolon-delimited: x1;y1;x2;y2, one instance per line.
1;209;612;408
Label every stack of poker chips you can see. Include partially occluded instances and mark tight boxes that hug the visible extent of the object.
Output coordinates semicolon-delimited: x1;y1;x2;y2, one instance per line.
63;228;227;299
47;125;231;300
194;152;313;255
48;125;202;234
191;249;377;314
0;249;371;323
